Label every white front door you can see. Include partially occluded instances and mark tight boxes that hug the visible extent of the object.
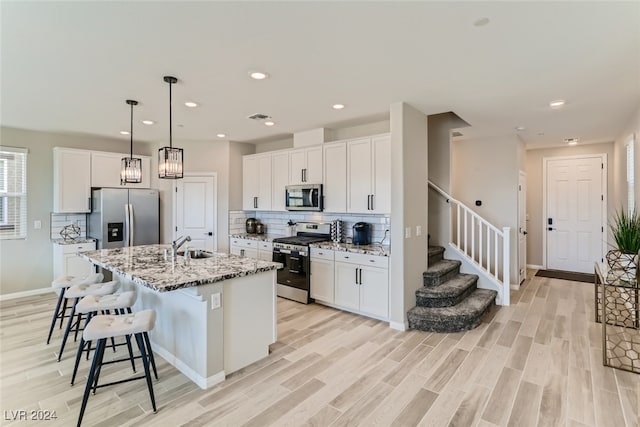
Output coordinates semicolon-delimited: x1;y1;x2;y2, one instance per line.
176;175;217;251
545;156;605;273
518;171;527;284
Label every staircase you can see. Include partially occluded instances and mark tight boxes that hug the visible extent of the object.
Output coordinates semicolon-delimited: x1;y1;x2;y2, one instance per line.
407;246;497;333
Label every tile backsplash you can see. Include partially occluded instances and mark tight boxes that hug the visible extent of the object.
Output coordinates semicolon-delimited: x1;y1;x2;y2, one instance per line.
50;213;87;240
229;210;391;245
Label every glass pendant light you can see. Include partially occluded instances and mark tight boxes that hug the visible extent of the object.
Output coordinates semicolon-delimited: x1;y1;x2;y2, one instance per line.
158;76;183;179
121;99;142;184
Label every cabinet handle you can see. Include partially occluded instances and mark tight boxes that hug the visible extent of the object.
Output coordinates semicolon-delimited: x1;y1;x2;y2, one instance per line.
355;268;358;284
88;197;92;211
370;194;374;211
241;249;245;257
254;196;258;209
359;268;362;285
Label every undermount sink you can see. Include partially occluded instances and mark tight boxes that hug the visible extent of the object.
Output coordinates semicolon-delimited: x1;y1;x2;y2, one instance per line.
178;249;215;259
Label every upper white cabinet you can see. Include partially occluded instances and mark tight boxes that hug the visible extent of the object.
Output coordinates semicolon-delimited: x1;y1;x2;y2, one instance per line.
347;134;390;214
243;154;272;211
289;146;322;185
323;142;347;213
53;148;92;213
91;151;151;189
271;151;290;211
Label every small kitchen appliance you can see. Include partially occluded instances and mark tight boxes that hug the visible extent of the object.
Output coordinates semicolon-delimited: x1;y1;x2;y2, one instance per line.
285;184;323;211
352;222;371;245
246;218;257;234
255;222;266;235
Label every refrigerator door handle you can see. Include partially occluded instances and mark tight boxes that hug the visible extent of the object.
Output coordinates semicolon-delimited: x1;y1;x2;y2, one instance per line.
129;203;134;246
124;204;131;247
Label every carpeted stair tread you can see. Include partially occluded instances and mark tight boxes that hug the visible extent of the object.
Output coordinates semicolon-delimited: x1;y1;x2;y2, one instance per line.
408;289;497;333
423;259;461;287
415;273;478;307
428;246;445;264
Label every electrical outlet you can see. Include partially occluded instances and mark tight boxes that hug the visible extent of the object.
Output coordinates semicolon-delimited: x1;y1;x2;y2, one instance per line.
34;220;42;230
405;227;411;238
416;225;422;236
211;292;221;310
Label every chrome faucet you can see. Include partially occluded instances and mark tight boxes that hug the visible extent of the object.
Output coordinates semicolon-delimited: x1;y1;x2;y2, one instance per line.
171;235;191;260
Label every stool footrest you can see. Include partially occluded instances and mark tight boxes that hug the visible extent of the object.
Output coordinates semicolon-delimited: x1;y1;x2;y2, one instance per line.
93;375;148;390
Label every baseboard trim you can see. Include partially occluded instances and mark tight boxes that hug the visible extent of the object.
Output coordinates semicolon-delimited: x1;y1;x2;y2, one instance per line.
389;320;407;331
527;264;544;270
151;341;226;390
0;287;52;302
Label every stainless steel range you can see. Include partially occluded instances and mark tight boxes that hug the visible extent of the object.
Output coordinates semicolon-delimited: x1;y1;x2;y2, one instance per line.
272;222;331;304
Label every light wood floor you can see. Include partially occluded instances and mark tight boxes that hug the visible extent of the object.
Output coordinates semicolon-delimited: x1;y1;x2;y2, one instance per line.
1;272;638;426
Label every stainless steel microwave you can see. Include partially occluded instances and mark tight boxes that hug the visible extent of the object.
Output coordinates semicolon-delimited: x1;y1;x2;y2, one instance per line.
285;184;323;211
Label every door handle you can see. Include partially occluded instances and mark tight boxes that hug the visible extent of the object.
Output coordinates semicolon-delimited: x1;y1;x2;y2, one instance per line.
548;227;554;231
206;232;213;236
523;231;528;235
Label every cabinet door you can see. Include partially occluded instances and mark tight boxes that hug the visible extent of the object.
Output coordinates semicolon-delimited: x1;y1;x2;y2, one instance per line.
242;156;259;210
310;258;335;303
347;138;372;213
289;149;306;185
359;265;389;318
304;146;323;184
323;142;347;213
53;149;91;213
65;253;95;277
271;151;289;211
258;242;274;261
91;152;151;189
230;245;242;256
334;262;359;310
257;155;272;210
371;135;391;214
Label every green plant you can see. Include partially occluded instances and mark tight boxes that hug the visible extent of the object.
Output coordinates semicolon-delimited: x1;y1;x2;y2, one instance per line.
610;208;640;253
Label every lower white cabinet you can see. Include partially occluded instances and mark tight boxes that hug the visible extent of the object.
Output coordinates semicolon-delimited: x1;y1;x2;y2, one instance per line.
334;251;389;319
229;238;272;261
310;247;335;303
257;241;274;261
53;241;96;279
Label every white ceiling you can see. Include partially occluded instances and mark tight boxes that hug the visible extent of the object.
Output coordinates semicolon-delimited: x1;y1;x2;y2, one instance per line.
2;1;639;148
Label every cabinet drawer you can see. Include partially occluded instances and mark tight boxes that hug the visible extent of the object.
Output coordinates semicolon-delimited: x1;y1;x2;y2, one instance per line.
258;242;273;251
310;247;334;260
230;239;258;249
61;242;96;254
334;251;388;268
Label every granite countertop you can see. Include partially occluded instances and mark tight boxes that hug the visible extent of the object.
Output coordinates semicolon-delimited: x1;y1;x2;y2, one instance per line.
79;244;282;293
229;233;285;242
310;241;391;257
52;237;97;245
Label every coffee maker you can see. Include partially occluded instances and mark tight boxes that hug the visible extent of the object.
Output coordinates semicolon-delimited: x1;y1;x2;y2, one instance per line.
352;222;371;245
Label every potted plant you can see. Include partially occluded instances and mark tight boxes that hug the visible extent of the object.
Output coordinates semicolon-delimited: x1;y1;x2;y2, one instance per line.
607;208;640;282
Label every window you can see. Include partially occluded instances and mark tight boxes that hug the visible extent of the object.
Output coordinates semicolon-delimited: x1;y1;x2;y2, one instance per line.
0;147;27;239
627;134;635;216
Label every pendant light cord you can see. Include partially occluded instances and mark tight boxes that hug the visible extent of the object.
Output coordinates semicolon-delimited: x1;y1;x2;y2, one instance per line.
169;79;173;150
130;101;134;157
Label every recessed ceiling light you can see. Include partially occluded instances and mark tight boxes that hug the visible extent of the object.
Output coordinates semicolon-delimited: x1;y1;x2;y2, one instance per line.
141;120;155;125
332;104;345;110
217;133;226;138
249;71;268;80
119;130;130;135
515;126;526;131
264;120;275;126
473;17;490;27
549;99;566;108
564;137;579;145
184;101;198;108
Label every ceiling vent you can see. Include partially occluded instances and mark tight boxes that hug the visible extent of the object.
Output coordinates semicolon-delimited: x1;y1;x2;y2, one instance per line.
564;137;579;145
452;131;463;137
247;113;271;121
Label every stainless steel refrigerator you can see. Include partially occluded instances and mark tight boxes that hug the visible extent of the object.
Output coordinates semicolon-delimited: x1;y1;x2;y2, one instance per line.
88;188;160;249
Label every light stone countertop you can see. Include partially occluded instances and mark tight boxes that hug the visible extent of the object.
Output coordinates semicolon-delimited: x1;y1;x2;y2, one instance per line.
309;241;391;257
229;233;286;242
79;244;282;293
51;237;97;245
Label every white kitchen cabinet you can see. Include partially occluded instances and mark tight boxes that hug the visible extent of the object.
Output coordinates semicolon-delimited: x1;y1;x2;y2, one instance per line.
230;237;258;259
243;154;272;211
53;241;96;279
53;148;92;213
271;151;290;211
346;134;391;214
289;146;322;185
310;247;335;303
91;151;151;188
334;251;389;319
257;241;274;261
322;142;347;213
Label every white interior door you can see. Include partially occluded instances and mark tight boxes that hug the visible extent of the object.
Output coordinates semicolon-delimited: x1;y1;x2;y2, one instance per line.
176;175;216;251
518;171;527;284
545;156;604;273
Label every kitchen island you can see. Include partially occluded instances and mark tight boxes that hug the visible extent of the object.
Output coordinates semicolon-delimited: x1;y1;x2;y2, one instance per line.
79;244;282;389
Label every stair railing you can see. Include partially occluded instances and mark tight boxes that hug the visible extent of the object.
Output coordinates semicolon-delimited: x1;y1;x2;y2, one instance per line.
428;180;511;305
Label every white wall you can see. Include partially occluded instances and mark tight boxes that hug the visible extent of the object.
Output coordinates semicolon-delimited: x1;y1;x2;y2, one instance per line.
525;142;615;267
452;134;522;285
389;103;428;330
0;126;134;295
612;105;640;215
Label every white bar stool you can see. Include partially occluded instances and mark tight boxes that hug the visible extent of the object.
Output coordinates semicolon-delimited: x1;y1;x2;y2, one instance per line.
77;310;157;427
57;280;119;362
47;273;104;344
70;291;158;386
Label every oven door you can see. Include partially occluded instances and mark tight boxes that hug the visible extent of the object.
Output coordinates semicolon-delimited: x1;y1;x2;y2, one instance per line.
272;249;309;291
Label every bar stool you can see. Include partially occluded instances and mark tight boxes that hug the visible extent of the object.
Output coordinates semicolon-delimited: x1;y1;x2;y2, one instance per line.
57;280;119;362
46;273;104;344
70;291;158;386
77;310;157;427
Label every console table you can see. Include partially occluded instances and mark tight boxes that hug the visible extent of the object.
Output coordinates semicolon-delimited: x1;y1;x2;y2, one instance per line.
595;262;639;374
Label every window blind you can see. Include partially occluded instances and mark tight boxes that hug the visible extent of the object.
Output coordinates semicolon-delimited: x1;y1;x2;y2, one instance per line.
627;136;635;216
0;146;28;239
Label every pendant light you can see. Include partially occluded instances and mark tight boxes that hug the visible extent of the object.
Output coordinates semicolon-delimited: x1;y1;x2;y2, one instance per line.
121;99;142;184
158;76;184;179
